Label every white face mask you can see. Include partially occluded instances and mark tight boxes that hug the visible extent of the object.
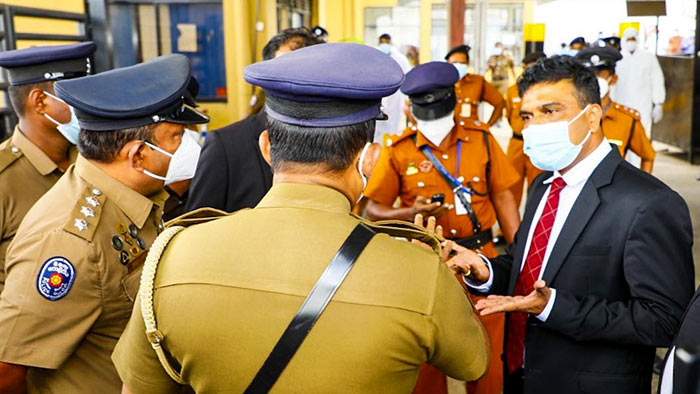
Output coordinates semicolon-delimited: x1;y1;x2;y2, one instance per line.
621;39;638;53
142;129;202;185
522;105;591;172
356;142;372;204
597;76;611;99
415;112;455;147
453;62;468;79
378;43;392;55
42;91;81;145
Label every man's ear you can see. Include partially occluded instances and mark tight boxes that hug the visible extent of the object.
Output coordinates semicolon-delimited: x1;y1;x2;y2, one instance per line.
587;104;603;133
259;130;272;165
125;140;147;171
610;74;619;86
361;143;381;176
28;88;48;115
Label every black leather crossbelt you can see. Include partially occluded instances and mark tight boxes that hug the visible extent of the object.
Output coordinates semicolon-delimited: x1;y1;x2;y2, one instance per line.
244;223;376;394
452;228;492;250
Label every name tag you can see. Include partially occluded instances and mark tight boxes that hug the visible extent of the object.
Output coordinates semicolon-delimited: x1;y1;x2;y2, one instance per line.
454;191;471;216
609;139;623;146
461;103;471;118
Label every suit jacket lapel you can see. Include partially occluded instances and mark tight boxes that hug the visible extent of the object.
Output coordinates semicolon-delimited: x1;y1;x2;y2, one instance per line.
541;147;622;284
508;174;550;294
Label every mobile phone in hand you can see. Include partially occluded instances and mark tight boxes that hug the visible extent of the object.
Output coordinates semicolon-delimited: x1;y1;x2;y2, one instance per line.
431;193;445;205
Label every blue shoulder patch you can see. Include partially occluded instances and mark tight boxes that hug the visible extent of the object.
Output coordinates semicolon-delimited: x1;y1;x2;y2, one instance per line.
36;257;76;301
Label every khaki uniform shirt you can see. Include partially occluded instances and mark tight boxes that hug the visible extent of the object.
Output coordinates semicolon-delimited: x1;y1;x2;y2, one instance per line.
454;74;505;121
0;128;77;292
601;101;656;161
112;183;488;394
0;155;167;393
365;121;519;257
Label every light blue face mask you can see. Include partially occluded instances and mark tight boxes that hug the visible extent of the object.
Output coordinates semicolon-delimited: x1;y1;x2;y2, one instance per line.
43;91;81;145
522;104;591;172
452;62;468;79
378;43;392;55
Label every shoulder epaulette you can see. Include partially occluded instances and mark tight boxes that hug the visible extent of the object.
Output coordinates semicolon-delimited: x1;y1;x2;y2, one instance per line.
164;207;231;228
457;117;491;133
353;215;443;255
386;126;418;147
0;138;23;174
613;103;642;120
63;186;106;241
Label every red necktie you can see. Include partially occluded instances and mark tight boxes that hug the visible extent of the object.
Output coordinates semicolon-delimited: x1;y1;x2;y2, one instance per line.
505;177;567;374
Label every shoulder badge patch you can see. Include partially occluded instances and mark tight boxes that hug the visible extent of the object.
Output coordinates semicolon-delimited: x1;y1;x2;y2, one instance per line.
36;257;76;301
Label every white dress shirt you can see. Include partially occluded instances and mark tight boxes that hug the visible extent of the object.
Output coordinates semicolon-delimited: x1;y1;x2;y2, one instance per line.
467;139;613;322
660;347;675;394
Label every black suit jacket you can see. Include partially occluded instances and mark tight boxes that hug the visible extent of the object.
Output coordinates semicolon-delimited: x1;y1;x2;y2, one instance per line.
485;147;695;394
657;286;700;393
186;111;272;213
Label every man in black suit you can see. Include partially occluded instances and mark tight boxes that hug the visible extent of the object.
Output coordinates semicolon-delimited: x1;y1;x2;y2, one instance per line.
449;56;694;394
185;28;320;213
658;286;700;393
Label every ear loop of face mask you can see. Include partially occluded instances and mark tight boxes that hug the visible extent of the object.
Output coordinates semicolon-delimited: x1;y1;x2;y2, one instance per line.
141;141;173;181
569;104;592;146
355;142;372;204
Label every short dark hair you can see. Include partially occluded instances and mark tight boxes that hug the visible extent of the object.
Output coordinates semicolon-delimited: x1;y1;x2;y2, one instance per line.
518;55;600;108
379;33;391;41
8;81;53;117
262;28;320;61
78;124;156;163
266;117;375;173
594;64;616;76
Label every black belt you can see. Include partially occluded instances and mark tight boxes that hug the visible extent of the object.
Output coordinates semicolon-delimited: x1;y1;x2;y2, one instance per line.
512;133;523;141
244;224;376;394
452;228;493;250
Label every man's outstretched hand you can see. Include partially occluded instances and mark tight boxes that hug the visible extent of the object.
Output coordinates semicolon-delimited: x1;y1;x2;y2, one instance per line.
475;280;551;316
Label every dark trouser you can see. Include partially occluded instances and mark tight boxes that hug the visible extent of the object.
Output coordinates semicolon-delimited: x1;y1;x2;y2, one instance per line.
504;368;524;394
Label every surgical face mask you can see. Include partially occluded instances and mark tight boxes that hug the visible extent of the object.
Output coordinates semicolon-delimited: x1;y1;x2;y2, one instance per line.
142;130;202;185
453;62;468;79
522;105;592;172
415;112;455;147
622;39;638;53
43;91;81;145
378;43;392;55
355;142;372;204
597;76;611;99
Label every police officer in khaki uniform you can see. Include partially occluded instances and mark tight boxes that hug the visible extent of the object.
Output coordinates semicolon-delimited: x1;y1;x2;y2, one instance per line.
505;52;546;207
364;61;520;394
0;42;95;293
112;43;488;394
445;45;506;127
0;54;208;393
576;46;656;173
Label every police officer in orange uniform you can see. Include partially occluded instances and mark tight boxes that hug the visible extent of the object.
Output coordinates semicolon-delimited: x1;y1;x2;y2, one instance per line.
576;46;655;173
505;52;546;206
365;61;521;394
446;45;506;127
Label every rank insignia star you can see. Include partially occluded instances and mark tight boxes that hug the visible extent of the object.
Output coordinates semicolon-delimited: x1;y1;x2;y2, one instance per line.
80;206;94;218
74;218;88;232
85;196;100;207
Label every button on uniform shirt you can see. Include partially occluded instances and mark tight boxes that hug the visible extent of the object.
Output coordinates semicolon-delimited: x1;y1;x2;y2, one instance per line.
454;74;505;122
504;84;542;206
0;155;167;393
0;127;77;293
365;120;519;258
601;102;656;162
112;183;488;393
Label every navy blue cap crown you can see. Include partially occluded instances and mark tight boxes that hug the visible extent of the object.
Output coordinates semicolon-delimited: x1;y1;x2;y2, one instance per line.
244;42;404;127
55;54;209;131
0;41;96;85
401;61;459;97
575;46;622;68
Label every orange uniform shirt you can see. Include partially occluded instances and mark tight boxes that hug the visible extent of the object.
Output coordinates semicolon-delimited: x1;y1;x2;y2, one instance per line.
601;101;656;161
504;84;542;206
365;119;518;257
454;74;505;121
